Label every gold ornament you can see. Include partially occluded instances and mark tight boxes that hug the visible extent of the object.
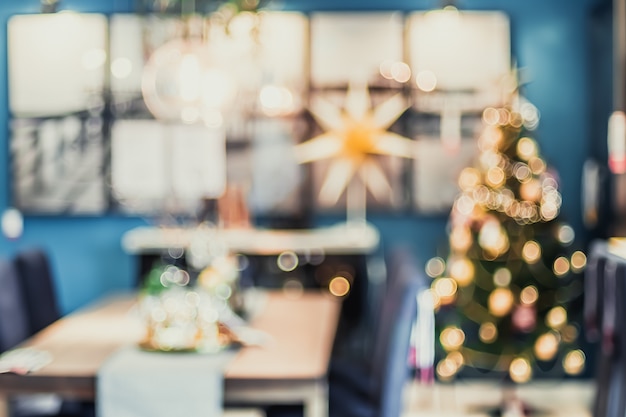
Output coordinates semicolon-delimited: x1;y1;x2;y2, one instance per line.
294;83;415;205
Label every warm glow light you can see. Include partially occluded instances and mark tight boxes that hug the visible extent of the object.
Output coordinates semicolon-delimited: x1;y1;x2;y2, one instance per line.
520;179;542;202
546;306;567;329
508;112;523;128
509;357;532;383
493;268;512;287
488;288;514;317
534;332;559;361
440;326;465;351
277;251;299;272
571;251;587;272
415;70;437;92
553;256;570;276
433;277;458;304
111;57;133;79
458;167;481;191
563;350;586;375
557;224;575;245
479;322;498;343
482;107;500;125
529;157;546;175
259;84;295;116
478;219;509;257
514;163;532;182
562;325;579;343
485;167;506;188
517;137;537;161
520;286;539;305
522;241;541;264
436;357;459;381
449;226;473;252
391;61;411;83
328;276;351;297
425;257;446;278
449;257;475;287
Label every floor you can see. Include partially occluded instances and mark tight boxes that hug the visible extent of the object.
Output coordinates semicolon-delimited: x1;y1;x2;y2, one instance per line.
402;380;595;417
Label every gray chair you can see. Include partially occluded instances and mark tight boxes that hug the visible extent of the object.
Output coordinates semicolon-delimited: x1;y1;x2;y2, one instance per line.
329;246;428;417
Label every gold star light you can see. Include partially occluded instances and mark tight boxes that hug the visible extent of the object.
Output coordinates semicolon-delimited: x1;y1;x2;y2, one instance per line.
294;83;416;206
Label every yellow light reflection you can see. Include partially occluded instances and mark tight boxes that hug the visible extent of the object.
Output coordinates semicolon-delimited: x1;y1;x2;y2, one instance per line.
479;322;498;343
483;107;500;125
520;179;542;202
458;167;481;191
425;257;446;278
447;351;464;367
415;70;437;92
522;241;541;264
488;288;514;317
571;251;587;272
449;257;475;287
557;224;575;245
509;357;532;383
562;325;579;343
450;227;473;252
486;167;506;188
563;350;586;375
433;278;458;305
553;257;570;276
493;268;512;287
328;276;351;297
440;327;465;351
436;358;459;381
534;332;559;361
517;137;537;161
277;251;299;272
546;306;567;329
529;157;546;174
520;286;539;305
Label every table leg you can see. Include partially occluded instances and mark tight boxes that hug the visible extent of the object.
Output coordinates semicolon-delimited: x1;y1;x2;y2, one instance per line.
0;393;8;417
304;380;328;417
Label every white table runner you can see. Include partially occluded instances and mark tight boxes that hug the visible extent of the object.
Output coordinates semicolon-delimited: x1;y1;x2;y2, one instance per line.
97;346;236;417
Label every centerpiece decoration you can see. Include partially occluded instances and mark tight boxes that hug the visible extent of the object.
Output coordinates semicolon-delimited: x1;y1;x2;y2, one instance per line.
138;248;244;352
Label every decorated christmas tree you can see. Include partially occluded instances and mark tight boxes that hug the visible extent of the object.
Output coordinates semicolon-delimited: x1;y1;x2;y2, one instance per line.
427;91;587;384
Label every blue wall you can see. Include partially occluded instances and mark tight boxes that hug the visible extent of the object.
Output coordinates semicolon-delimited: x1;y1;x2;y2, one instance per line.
0;0;604;314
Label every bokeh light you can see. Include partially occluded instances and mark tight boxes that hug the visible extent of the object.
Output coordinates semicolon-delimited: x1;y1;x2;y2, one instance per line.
493;268;512;287
563;350;586;375
520;285;539;305
516;137;537;161
553;256;570;276
534;332;559;361
1;208;23;239
277;251;299;272
415;70;437;92
488;287;514;317
449;257;475;287
440;326;465;351
328;276;351;297
571;251;587;272
425;257;446;278
509;357;532;383
522;241;541;264
557;224;575;245
546;306;567;329
479;322;498;343
432;277;458;304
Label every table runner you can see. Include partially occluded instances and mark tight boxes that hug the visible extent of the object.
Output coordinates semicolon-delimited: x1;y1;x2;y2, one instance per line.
97;346;236;417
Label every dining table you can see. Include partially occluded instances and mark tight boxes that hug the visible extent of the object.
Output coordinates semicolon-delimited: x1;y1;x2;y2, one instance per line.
0;289;341;417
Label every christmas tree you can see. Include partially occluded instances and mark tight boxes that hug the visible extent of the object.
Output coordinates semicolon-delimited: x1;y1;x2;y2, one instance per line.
427;92;587;384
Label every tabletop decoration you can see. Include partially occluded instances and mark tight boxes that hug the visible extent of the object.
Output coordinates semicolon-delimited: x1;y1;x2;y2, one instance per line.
138;253;245;352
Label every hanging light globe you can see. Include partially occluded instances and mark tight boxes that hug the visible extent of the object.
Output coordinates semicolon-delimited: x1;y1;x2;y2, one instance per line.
141;38;237;126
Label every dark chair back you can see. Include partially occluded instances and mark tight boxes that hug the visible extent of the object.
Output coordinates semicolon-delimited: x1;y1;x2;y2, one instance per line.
14;248;61;335
0;258;31;352
371;247;427;417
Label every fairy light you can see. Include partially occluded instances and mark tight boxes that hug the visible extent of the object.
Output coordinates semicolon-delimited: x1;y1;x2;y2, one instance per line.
534;332;559;361
553;256;570;276
425;257;446;278
440;326;465;351
449;257;475;287
563;350;585;375
546;306;567;329
520;286;539;305
509;357;532;383
522;241;541;264
571;251;587;272
488;288;514;317
479;322;498;343
493;268;512;287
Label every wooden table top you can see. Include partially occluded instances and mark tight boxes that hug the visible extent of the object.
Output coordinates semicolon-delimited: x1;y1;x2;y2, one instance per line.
0;290;341;399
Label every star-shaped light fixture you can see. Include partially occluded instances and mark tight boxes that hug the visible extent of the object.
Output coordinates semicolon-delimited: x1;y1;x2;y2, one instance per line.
294;83;416;207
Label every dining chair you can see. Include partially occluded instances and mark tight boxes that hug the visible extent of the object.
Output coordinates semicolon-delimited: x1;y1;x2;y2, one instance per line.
328;246;428;417
8;249;94;417
14;248;62;335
